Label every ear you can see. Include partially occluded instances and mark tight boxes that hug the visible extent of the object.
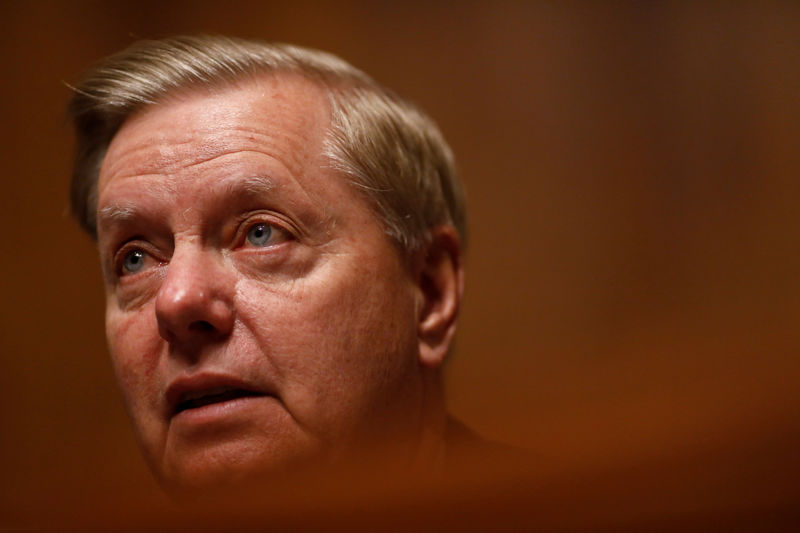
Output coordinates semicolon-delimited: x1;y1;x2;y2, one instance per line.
415;225;465;368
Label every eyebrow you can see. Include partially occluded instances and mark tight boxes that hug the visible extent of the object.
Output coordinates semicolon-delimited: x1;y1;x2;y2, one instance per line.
97;175;278;229
98;203;139;227
229;175;276;198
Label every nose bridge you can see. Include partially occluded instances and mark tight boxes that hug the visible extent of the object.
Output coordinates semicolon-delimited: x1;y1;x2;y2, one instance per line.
155;243;234;344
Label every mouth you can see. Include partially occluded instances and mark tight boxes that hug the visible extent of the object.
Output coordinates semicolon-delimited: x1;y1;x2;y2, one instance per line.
166;374;271;419
174;386;264;415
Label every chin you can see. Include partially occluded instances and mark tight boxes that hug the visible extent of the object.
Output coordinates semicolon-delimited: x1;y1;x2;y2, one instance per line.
154;435;326;496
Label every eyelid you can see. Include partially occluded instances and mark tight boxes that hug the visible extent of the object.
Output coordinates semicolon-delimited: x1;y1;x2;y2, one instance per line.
112;240;161;277
235;214;295;249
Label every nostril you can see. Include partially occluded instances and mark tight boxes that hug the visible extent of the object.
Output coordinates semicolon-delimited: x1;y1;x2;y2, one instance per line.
189;320;215;332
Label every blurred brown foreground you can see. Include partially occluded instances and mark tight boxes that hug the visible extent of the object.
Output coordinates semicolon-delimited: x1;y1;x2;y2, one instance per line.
5;442;798;532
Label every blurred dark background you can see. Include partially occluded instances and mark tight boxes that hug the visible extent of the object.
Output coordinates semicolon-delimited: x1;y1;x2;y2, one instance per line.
1;0;799;528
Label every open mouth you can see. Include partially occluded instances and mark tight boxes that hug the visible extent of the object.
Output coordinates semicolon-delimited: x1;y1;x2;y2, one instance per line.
175;386;263;414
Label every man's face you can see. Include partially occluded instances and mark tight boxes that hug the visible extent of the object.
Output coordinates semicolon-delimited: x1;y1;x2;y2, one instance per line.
96;76;426;489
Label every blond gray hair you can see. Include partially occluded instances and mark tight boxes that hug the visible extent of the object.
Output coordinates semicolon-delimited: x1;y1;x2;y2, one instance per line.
68;35;466;252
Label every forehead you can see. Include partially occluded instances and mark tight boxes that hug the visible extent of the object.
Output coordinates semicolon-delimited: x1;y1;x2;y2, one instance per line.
98;74;332;196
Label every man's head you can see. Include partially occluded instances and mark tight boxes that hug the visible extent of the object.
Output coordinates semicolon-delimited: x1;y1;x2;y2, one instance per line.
69;36;466;491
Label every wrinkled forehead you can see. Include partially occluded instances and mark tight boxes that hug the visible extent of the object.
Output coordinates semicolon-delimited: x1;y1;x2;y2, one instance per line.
98;73;333;193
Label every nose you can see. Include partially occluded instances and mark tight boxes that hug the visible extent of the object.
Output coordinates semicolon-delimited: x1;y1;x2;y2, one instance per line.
155;246;235;345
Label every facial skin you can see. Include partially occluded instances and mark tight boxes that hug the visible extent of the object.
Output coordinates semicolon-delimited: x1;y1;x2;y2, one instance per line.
95;74;462;491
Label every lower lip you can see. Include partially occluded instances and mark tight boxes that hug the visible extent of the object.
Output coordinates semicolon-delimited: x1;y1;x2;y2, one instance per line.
170;395;273;431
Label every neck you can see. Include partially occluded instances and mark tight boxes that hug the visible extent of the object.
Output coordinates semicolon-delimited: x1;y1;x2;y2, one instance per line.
409;367;448;474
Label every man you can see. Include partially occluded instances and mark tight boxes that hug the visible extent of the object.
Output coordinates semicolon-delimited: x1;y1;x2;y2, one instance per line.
68;35;472;493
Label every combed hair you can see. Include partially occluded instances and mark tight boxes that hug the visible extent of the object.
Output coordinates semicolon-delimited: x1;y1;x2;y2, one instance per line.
68;35;466;252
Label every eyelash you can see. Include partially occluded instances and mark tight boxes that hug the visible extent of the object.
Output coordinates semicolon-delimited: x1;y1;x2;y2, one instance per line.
113;241;160;278
235;216;294;250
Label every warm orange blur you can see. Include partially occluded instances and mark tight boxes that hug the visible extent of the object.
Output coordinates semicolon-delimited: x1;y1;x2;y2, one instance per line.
1;1;798;529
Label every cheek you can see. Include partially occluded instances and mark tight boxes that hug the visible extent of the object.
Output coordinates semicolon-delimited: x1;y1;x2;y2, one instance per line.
239;257;416;356
235;257;420;429
105;301;163;412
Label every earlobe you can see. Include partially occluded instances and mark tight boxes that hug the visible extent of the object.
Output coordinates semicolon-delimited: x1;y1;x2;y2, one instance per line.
416;225;464;368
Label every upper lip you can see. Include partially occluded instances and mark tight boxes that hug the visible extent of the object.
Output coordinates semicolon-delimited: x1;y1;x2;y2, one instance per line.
165;373;268;417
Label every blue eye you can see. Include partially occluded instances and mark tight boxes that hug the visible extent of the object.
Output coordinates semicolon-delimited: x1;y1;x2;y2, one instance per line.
246;223;273;246
122;249;146;273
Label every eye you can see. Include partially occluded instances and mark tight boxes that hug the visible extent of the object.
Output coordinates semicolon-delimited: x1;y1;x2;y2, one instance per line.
122;249;147;274
246;223;274;247
237;218;293;251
